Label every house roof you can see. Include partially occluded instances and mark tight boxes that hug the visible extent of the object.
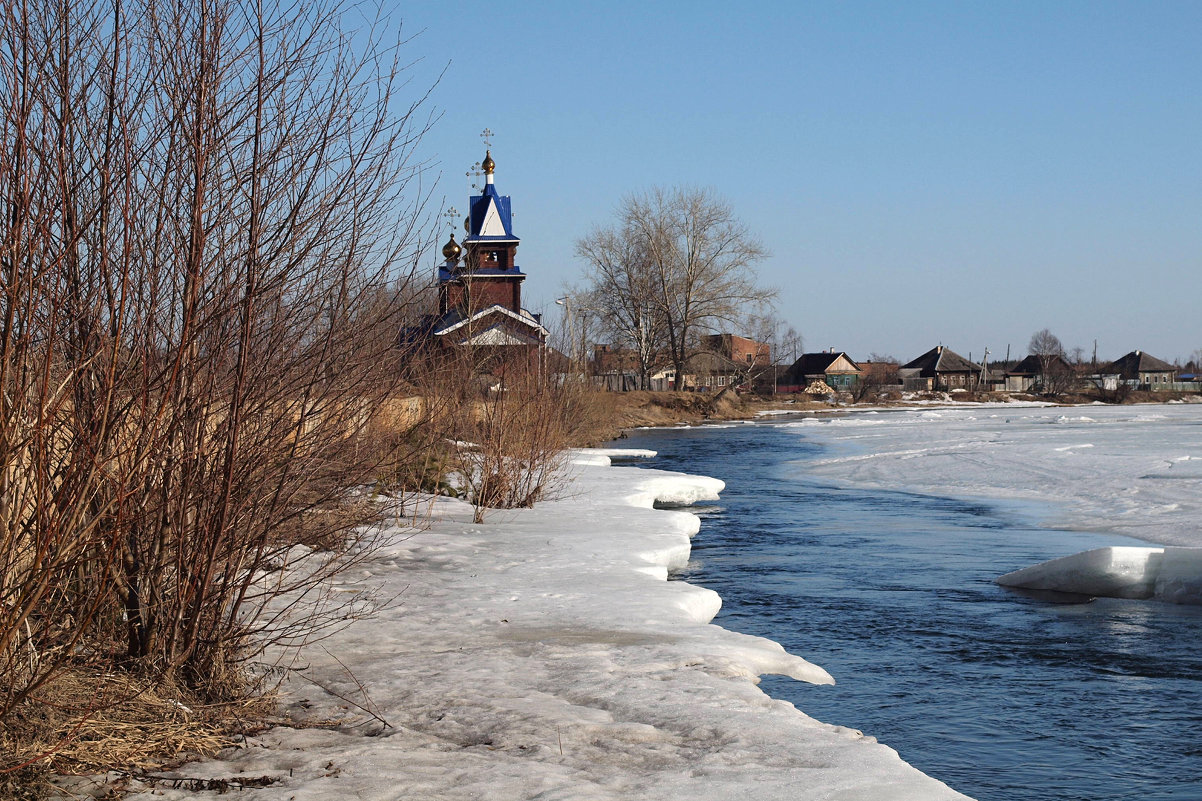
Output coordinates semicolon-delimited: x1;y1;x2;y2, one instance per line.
783;352;862;382
1102;350;1176;377
901;345;982;376
1008;353;1074;376
685;350;745;373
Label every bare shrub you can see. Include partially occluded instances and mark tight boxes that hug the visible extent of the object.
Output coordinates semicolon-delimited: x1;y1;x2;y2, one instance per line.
0;0;437;769
412;348;586;524
467;385;570;519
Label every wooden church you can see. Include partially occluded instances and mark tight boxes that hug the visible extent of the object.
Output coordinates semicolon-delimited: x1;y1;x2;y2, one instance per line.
406;148;549;375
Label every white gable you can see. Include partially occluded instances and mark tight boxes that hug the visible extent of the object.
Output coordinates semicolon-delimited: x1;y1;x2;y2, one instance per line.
434;304;549;337
460;325;535;347
480;200;507;237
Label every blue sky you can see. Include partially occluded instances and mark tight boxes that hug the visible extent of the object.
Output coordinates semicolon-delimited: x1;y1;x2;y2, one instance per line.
395;0;1200;364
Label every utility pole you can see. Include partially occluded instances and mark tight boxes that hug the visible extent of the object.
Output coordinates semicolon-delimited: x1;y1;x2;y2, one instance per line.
556;296;575;378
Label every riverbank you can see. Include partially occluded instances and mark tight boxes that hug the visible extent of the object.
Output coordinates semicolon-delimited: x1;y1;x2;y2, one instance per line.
589;388;1202;441
82;452;970;801
575;392;806;440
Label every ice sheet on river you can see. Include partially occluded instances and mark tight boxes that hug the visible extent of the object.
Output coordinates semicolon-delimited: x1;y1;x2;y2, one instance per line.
784;403;1202;547
780;403;1202;607
108;450;969;801
997;546;1202;604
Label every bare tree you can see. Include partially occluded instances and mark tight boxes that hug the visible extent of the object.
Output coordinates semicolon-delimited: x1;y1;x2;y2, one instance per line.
578;187;773;390
1029;328;1065;357
1030;327;1062;379
573;235;664;389
1027;329;1077;396
731;312;796;393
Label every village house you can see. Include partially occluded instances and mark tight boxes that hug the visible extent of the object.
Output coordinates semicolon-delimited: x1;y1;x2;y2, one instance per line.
1004;353;1077;393
702;334;771;368
859;359;900;387
779;351;864;393
899;345;986;391
1101;350;1178;390
591;344;644;391
693;333;773;392
678;350;751;392
623;333;771;392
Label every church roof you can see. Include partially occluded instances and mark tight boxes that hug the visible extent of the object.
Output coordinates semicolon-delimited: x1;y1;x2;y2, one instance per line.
453;322;544;348
432;304;548;339
438;263;525;283
465;184;518;243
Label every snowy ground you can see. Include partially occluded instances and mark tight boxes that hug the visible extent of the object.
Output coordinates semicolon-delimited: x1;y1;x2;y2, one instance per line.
98;452;970;801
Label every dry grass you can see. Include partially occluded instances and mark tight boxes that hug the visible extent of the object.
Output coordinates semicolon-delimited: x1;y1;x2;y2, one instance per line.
586;390;791;434
0;668;269;799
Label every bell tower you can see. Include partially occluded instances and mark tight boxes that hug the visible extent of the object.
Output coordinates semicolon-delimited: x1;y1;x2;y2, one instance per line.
423;134;546;357
437;146;525;317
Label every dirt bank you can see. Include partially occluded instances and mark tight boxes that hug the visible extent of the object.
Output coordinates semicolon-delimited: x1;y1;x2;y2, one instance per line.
578;391;829;444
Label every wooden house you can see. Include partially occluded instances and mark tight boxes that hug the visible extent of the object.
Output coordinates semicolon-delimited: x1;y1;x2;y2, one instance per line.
683;350;749;392
899;346;986;391
1004;353;1077;393
779;352;864;393
1101;350;1177;389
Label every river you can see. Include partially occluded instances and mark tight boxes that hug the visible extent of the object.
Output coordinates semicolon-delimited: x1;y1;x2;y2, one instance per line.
617;413;1202;801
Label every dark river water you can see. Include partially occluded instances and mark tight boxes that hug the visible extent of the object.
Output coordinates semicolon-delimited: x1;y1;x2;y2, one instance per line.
615;421;1202;801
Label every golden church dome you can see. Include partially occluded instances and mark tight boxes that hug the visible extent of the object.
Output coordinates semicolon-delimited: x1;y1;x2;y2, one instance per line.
482;150;495;175
442;234;461;261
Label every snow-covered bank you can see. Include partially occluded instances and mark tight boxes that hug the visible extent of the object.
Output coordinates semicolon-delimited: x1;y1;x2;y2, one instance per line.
113;452;970;801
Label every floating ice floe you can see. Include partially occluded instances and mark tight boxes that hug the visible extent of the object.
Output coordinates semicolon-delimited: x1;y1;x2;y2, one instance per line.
997;546;1202;605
